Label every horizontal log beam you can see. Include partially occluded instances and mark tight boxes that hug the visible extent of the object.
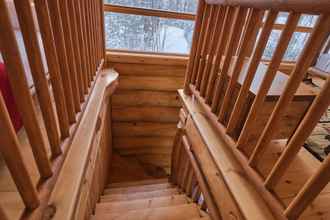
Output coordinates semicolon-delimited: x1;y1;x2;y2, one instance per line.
104;4;196;20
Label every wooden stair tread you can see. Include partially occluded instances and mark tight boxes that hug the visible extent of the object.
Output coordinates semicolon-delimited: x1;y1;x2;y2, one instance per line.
92;204;201;220
96;195;189;213
103;183;174;195
100;188;180;202
108;178;169;189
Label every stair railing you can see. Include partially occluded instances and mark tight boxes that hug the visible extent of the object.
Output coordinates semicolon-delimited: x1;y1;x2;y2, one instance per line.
0;0;114;219
171;122;222;220
180;0;330;219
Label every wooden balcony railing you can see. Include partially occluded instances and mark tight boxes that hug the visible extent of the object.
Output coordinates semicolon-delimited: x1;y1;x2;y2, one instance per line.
181;0;330;219
0;0;117;219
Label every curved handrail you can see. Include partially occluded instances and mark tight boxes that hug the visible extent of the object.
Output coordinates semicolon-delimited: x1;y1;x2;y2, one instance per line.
205;0;330;14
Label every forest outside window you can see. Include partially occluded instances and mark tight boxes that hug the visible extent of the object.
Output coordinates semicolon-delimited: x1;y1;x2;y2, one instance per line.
104;0;197;54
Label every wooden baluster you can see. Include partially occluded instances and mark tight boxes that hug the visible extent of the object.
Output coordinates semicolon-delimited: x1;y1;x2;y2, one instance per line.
68;0;85;102
93;0;99;66
204;6;234;104
181;159;191;191
226;10;278;134
235;13;301;151
249;15;330;167
97;0;103;62
284;153;330;219
176;141;186;188
0;0;53;179
47;0;76;123
87;0;95;81
99;0;106;59
218;9;263;125
190;4;211;85
0;92;40;209
34;0;70;139
179;153;189;189
265;76;330;189
14;0;62;156
183;0;206;93
82;0;92;85
86;0;96;76
91;0;98;72
75;0;89;94
195;5;217;90
200;6;225;97
59;0;81;113
0;204;9;220
182;136;221;220
185;168;194;196
170;123;184;184
190;174;198;198
211;7;248;113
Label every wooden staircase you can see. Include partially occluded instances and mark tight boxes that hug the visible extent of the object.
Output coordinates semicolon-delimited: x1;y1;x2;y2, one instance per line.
91;179;210;220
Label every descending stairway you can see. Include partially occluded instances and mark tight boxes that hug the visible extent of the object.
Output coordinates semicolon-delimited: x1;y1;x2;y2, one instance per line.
91;179;210;220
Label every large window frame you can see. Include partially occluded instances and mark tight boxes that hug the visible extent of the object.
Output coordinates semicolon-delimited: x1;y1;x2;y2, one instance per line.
103;3;196;56
103;3;317;63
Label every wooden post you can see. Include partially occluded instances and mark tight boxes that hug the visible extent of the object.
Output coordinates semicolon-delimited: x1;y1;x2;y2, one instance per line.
47;0;76;123
265;76;330;189
285;153;330;219
249;15;330;167
226;10;278;134
236;13;300;150
183;0;206;94
0;0;53;179
34;0;70;139
99;0;106;59
13;0;62;157
0;92;40;209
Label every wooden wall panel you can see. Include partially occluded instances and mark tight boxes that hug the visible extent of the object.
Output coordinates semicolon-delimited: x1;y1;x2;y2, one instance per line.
108;52;187;175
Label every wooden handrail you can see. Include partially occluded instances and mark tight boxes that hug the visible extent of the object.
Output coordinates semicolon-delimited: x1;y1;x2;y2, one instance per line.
206;0;330;14
104;4;196;20
46;70;118;220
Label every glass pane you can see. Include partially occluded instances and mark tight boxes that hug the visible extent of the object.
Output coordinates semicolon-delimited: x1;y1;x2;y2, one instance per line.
104;0;198;14
298;14;318;27
262;30;310;61
269;12;318;28
105;12;194;54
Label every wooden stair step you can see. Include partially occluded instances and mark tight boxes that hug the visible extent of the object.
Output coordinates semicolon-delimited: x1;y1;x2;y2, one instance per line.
108;178;169;189
100;188;180;203
96;195;189;214
92;204;201;220
103;183;174;195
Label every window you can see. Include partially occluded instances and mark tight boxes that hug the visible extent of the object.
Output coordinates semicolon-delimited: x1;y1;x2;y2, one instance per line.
262;12;319;61
104;0;197;54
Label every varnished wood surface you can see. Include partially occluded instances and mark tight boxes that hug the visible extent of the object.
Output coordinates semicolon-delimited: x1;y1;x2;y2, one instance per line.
179;89;330;220
108;52;186;174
